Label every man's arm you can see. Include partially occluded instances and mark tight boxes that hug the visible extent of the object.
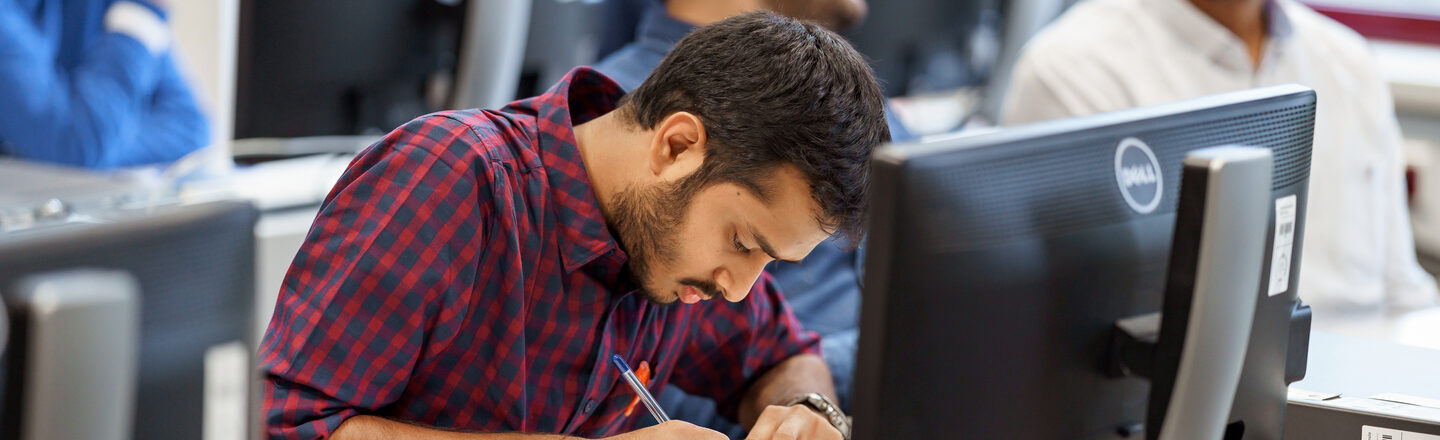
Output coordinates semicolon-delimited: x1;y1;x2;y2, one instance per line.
124;54;210;167
333;416;569;439
1342;38;1440;308
332;416;726;440
737;353;837;429
258;115;488;438
738;354;846;440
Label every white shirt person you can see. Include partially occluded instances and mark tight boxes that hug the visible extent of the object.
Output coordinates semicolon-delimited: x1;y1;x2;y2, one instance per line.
1001;0;1439;311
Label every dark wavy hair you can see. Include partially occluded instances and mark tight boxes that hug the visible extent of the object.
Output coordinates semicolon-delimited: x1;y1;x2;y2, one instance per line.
616;11;890;244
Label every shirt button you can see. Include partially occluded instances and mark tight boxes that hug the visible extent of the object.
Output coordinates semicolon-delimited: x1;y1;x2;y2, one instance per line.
583;399;597;414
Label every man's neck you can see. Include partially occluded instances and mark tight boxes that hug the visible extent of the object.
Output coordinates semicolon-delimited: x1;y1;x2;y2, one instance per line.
667;0;766;26
1187;0;1269;68
572;111;645;221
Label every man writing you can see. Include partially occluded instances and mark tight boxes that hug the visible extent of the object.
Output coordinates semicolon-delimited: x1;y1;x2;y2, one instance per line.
259;12;889;440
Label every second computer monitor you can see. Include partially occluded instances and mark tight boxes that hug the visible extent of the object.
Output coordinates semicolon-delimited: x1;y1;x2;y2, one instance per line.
0;201;258;440
854;85;1315;439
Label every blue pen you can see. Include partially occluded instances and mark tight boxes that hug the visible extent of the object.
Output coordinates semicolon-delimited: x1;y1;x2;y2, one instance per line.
611;354;670;423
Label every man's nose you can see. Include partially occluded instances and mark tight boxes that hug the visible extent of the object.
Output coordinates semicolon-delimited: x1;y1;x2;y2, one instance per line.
717;259;766;302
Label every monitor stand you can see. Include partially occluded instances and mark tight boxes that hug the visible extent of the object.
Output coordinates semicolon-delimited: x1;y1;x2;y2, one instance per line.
1105;146;1287;440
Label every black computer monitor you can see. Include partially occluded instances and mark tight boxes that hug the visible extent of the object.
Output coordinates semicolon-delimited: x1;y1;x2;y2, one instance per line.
842;0;1000;96
0;201;258;439
854;85;1316;439
234;0;465;138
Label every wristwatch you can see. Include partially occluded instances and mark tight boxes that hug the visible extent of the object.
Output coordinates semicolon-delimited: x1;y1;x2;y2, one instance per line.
785;392;851;439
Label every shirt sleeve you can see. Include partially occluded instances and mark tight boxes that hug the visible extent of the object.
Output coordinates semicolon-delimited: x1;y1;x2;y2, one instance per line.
667;272;821;421
258;114;487;439
0;0;167;168
999;52;1083;126
1358;45;1440;308
999;35;1131;126
125;54;210;167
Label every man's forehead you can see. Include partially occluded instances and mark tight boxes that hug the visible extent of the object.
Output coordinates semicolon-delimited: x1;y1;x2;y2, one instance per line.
729;167;829;256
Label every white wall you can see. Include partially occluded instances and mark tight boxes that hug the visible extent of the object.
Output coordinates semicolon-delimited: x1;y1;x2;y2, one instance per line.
167;0;240;175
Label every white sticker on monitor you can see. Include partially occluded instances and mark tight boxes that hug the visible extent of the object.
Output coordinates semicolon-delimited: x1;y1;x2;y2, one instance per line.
204;341;249;440
1362;425;1440;440
1268;195;1298;296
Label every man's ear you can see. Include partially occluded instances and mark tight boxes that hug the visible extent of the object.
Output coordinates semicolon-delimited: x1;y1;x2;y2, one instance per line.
646;111;707;182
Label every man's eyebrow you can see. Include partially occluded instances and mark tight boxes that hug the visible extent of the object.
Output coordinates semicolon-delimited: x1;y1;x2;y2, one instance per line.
748;222;803;264
735;178;774;205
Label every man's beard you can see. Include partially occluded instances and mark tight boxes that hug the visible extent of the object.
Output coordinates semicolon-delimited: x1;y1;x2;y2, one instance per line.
607;181;722;304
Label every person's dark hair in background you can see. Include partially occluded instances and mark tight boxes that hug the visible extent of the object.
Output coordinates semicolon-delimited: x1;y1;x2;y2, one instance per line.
618;13;888;243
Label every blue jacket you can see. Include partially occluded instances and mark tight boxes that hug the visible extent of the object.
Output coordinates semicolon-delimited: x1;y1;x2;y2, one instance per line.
0;0;208;169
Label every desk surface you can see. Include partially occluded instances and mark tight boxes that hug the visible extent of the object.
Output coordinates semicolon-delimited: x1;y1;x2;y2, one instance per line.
0;159;153;207
1294;331;1440;400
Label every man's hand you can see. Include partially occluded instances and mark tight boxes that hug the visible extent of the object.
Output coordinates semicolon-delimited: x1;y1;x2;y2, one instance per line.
745;405;842;440
607;421;727;440
737;354;841;439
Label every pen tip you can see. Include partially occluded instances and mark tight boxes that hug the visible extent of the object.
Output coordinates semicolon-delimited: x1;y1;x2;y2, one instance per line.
611;354;625;368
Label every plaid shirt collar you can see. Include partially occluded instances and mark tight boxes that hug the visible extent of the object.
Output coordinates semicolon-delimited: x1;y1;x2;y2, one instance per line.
533;67;631;274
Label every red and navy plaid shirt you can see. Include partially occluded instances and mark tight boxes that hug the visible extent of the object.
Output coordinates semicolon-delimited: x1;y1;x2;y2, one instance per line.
258;67;820;439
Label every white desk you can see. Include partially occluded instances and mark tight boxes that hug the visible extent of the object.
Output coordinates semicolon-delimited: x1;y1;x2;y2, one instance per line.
1293;331;1440;401
1287;331;1440;438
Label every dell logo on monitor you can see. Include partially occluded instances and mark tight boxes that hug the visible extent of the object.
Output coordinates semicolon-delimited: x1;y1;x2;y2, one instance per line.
1120;164;1158;188
1115;137;1163;214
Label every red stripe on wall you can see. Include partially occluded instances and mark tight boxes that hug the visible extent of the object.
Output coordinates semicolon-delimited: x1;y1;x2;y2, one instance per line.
1305;4;1440;46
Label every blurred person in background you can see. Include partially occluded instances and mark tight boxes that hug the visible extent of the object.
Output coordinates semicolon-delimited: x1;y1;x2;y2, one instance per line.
1001;0;1439;312
0;0;208;170
593;1;875;436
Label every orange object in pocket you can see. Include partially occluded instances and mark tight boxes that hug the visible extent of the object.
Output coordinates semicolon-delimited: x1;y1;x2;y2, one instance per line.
622;361;652;417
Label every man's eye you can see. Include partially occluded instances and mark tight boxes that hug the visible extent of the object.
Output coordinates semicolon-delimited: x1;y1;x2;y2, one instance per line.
733;233;748;252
